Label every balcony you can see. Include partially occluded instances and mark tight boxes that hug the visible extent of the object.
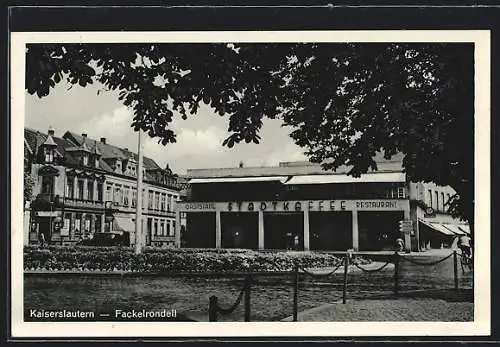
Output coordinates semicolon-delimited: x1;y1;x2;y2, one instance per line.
62;197;105;209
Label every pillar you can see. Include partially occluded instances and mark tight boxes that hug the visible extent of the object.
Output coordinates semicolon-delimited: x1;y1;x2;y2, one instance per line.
70;213;75;240
81;213;87;235
90;214;95;235
73;176;78;199
83;178;88;200
215;210;221;248
403;208;411;253
258;210;265;250
175;211;181;248
303;209;310;251
100;213;105;233
352;210;359;251
93;180;98;202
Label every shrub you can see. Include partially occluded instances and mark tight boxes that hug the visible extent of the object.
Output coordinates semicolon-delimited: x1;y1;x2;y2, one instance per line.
24;246;344;273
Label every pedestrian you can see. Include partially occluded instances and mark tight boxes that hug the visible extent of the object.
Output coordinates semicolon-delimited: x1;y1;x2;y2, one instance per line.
458;234;472;259
39;232;46;247
293;235;300;250
395;238;404;252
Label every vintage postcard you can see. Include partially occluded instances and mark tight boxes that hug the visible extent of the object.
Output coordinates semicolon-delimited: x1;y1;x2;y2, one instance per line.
10;30;490;338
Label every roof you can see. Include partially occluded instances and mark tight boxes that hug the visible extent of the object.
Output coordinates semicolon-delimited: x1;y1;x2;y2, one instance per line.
25;128;113;170
64;131;161;170
187;152;405;179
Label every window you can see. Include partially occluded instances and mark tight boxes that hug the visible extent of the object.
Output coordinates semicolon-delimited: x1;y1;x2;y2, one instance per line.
153;219;158;236
172;195;177;210
441;192;445;212
115;160;122;172
148;190;154;210
132;188;137;207
154;192;160;210
159;221;165;236
62;213;71;236
428;189;433;208
435;191;439;212
172;221;176;236
447;193;451;206
167;194;172;211
147;218;152;238
77;180;84;199
160;194;166;211
123;186;130;206
166;221;171;236
97;182;103;201
397;187;406;199
82;154;89;166
114;186;122;205
44;148;54;163
105;185;112;201
66;177;74;198
87;180;94;200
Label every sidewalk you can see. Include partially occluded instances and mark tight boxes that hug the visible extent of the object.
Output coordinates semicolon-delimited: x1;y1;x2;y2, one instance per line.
281;297;473;322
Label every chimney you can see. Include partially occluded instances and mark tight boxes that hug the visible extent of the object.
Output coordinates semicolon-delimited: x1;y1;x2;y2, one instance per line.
100;137;106;144
48;126;55;137
82;133;87;139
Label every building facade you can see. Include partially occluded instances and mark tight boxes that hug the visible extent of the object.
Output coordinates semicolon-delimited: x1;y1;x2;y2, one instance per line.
24;127;181;247
176;155;470;252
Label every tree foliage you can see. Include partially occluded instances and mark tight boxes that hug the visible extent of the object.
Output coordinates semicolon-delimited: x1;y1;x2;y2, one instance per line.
25;43;474;228
24;171;35;206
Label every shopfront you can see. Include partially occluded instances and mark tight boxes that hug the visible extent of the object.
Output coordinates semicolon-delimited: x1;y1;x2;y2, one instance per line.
176;199;411;251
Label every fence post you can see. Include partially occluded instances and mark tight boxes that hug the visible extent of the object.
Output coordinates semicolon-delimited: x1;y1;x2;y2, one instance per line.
343;253;349;304
293;263;299;322
393;252;400;296
453;250;459;291
208;295;218;322
244;275;251;322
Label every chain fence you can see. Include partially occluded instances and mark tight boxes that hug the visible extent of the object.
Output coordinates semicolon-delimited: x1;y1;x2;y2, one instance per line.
206;250;467;321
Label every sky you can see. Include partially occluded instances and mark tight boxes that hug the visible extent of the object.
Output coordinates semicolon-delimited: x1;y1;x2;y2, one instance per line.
25;81;307;175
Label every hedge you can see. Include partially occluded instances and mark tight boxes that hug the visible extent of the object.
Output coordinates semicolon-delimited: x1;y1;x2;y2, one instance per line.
23;245;365;273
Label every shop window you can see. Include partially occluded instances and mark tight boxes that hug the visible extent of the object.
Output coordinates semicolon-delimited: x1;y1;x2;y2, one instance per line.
62;213;71;236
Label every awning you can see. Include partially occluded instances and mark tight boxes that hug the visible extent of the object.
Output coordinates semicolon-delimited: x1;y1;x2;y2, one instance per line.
441;224;466;235
458;224;471;235
284;172;406;185
112;218;135;233
419;220;455;236
189;176;289;184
